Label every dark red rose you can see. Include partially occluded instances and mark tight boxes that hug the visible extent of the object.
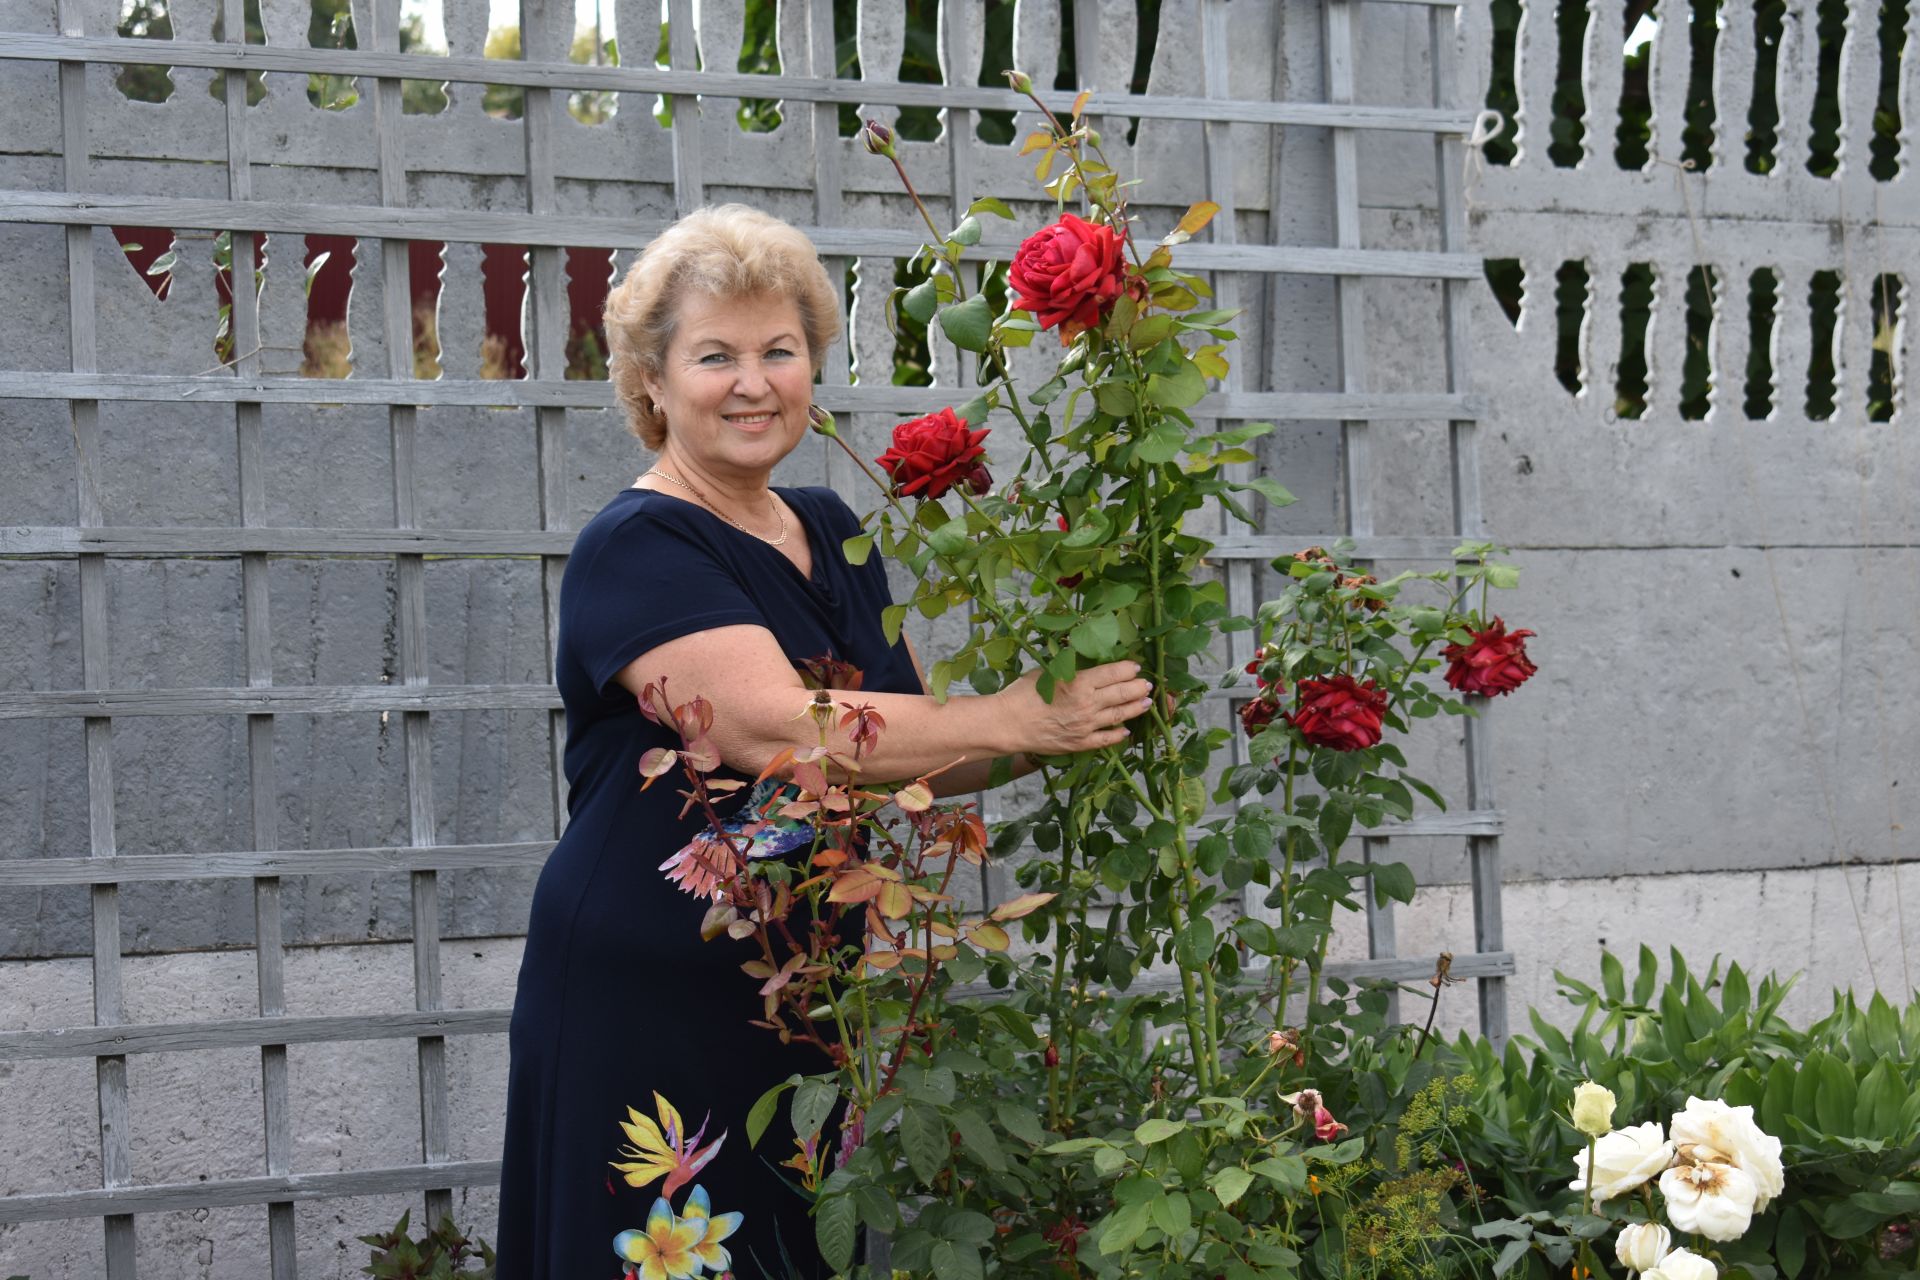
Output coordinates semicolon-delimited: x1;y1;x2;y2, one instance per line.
1008;213;1128;343
1442;616;1538;697
1285;674;1389;752
876;408;991;499
1239;695;1281;737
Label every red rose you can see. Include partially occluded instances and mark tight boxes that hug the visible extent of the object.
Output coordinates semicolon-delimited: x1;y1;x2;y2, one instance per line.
875;408;990;499
1442;616;1538;697
1284;674;1388;752
1239;695;1281;737
1008;213;1128;343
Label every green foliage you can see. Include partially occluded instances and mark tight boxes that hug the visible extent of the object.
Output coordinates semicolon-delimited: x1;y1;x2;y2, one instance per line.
357;1210;495;1278
1444;950;1920;1278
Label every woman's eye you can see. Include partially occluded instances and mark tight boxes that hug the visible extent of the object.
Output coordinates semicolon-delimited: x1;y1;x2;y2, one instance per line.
698;352;731;365
766;347;796;360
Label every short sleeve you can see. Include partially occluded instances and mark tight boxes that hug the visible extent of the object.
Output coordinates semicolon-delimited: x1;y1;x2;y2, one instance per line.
564;513;768;697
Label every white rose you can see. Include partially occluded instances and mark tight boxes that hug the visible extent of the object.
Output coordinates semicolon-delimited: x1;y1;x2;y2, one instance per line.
1660;1156;1758;1241
1670;1096;1785;1211
1572;1081;1618;1138
1615;1222;1671;1272
1643;1246;1718;1280
1569;1121;1675;1201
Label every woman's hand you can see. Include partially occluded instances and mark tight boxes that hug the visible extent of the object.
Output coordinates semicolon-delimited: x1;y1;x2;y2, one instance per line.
995;660;1155;756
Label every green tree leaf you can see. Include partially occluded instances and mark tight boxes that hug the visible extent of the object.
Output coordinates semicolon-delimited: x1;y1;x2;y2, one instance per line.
841;533;874;566
902;1104;950;1182
746;1078;796;1147
815;1190;857;1273
1134;1117;1187;1144
939;295;994;352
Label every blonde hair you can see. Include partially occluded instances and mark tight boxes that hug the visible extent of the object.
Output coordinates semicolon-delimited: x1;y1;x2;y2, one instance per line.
604;205;841;450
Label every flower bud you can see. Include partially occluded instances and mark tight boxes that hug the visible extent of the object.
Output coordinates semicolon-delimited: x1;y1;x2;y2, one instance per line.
963;463;992;496
1069;867;1095;891
1572;1081;1617;1138
1043;1040;1060;1069
1643;1247;1717;1280
807;403;838;438
860;118;896;158
1003;69;1033;94
1615;1223;1671;1273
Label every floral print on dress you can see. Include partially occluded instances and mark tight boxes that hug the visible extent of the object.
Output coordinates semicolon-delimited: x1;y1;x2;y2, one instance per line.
611;1095;745;1279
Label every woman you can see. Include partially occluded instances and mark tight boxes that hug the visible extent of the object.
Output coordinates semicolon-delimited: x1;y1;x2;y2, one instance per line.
495;205;1153;1279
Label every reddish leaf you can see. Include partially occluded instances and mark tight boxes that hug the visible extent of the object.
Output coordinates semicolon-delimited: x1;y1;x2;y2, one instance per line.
990;891;1057;922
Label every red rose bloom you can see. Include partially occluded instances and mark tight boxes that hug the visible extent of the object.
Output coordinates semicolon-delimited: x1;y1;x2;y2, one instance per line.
1239;695;1281;737
1285;674;1389;752
1442;616;1538;697
1008;213;1128;343
875;408;990;499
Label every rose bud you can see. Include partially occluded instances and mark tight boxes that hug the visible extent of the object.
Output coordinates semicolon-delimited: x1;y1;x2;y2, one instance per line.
1043;1040;1060;1069
1572;1080;1617;1138
1615;1222;1671;1273
875;407;990;500
860;118;896;158
1442;616;1538;697
806;403;838;438
963;462;992;496
1003;69;1034;95
1284;674;1389;752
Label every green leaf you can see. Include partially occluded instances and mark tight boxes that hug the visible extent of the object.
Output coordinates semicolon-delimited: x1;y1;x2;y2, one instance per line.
792;1076;836;1140
1134;1117;1187;1145
746;1078;796;1147
1249;1154;1306;1191
939;295;994;352
1773;1204;1808;1278
903;278;939;325
955;393;993;426
967;195;1015;220
1149;1191;1191;1238
1134;419;1186;465
1175;917;1216;968
1099;1200;1151;1255
1484;561;1521;589
995;1101;1047;1146
881;603;909;645
1145;358;1207;409
815;1190;857;1273
943;1210;997;1246
1230;476;1296;507
841;533;874;566
930;1240;984;1280
1370;860;1416;906
901;1104;950;1182
1814;1052;1858;1136
1210;1166;1254;1208
950;1107;1008;1171
1094;383;1137;417
927;515;971;556
950;215;982;247
1069;612;1122;660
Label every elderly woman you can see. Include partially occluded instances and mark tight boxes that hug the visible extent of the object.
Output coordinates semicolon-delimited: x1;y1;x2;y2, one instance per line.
495;205;1152;1279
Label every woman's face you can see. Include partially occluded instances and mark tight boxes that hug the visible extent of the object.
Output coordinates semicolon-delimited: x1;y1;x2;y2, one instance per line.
641;290;814;482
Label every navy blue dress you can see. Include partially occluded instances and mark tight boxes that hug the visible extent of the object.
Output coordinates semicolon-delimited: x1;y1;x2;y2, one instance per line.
496;485;920;1280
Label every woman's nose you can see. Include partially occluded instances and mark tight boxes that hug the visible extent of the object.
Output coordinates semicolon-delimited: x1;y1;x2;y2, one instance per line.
732;360;770;396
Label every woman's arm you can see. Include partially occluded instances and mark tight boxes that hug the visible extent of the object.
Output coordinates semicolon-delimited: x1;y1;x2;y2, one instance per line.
900;635;1041;797
613;624;1151;786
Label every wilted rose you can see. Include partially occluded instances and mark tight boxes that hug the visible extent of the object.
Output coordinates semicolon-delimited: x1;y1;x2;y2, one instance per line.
1280;1088;1348;1142
1571;1080;1617;1138
1568;1121;1674;1202
876;408;990;500
1008;213;1128;343
1615;1222;1671;1273
1284;674;1388;752
1442;616;1538;697
1643;1247;1718;1280
1668;1096;1785;1212
1660;1154;1758;1241
1239;695;1281;737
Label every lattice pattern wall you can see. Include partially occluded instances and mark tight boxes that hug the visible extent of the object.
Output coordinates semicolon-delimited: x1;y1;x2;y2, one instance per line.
0;1;1501;1273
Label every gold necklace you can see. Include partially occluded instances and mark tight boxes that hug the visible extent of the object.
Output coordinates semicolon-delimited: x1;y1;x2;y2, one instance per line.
644;468;788;546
